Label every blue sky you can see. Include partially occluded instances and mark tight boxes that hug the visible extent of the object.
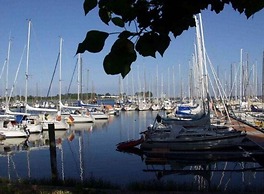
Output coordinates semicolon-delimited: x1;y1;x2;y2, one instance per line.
0;1;263;98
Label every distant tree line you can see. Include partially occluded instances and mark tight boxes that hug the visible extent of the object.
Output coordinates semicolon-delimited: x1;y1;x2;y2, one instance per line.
0;92;113;102
1;91;155;103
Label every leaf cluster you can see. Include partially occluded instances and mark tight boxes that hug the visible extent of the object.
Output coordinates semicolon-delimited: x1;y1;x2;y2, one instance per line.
77;0;264;78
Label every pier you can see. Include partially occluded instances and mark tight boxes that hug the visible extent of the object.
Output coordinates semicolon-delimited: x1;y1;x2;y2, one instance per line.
229;115;264;148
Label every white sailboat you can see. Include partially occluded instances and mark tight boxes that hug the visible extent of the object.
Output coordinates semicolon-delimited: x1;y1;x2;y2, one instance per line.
0;116;29;138
41;37;69;130
4;23;43;134
141;14;247;151
0;37;30;138
89;108;109;120
59;54;95;124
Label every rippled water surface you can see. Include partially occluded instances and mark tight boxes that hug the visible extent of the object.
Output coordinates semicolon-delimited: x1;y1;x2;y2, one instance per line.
1;110;264;192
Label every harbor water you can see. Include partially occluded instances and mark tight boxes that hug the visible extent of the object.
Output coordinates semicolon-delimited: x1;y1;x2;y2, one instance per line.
0;110;264;192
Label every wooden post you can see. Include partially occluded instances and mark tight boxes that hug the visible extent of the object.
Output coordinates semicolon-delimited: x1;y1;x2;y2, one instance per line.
48;123;58;183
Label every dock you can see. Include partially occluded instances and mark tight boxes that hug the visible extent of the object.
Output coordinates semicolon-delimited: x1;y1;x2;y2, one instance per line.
228;114;264;148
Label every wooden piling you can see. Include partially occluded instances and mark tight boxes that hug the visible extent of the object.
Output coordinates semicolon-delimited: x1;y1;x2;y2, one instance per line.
48;123;58;183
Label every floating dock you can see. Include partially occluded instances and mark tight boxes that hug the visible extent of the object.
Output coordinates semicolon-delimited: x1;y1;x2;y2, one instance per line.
229;114;264;148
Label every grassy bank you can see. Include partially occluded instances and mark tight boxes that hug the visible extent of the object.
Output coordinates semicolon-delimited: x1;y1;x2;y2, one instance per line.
0;177;262;194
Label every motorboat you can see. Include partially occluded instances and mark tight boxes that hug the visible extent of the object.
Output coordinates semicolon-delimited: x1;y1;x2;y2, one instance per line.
68;110;95;123
0;119;29;138
89;108;109;120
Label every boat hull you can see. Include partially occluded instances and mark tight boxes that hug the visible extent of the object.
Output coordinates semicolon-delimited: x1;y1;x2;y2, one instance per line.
141;133;247;151
117;136;144;150
161;112;211;128
42;121;69;130
0;129;29;138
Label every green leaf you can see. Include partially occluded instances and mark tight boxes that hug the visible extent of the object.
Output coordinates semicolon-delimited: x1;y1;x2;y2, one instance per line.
156;34;171;57
76;42;87;54
83;0;98;15
76;30;109;54
210;0;224;14
103;38;137;78
99;7;111;25
103;53;122;75
111;17;125;27
108;0;131;16
244;1;264;18
118;30;134;39
136;33;157;57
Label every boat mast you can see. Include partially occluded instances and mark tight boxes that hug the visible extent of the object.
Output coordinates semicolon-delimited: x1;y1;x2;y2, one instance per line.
5;38;12;109
262;51;264;102
86;69;89;101
167;67;170;98
179;64;182;102
188;60;192;101
194;15;204;99
25;20;31;112
80;54;83;99
59;37;63;109
230;63;233;100
77;53;81;101
240;48;243;104
172;65;176;99
156;64;159;100
254;62;257;99
199;13;208;98
132;71;135;102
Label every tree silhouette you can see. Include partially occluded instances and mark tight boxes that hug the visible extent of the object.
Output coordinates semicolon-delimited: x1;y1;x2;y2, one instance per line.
76;0;264;78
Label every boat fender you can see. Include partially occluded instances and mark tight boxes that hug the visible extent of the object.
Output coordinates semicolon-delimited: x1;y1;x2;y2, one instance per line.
147;124;153;130
56;115;62;121
24;126;30;136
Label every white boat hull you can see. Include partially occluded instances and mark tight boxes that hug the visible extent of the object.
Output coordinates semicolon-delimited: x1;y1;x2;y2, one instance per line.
42;121;69;130
0;128;29;138
66;114;94;123
90;112;109;120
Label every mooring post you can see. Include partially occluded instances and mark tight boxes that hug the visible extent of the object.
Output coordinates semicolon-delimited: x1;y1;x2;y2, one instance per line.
48;123;58;183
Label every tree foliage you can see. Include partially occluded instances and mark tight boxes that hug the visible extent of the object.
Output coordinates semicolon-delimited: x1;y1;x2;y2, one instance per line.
77;0;264;78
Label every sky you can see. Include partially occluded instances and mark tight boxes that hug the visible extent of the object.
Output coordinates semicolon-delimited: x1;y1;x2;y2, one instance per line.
0;1;263;98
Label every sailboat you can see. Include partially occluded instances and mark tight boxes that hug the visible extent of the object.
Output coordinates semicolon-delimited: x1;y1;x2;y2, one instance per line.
0;37;30;138
60;104;95;124
140;14;247;151
140;118;246;151
41;37;69;130
0;115;29;138
59;54;95;123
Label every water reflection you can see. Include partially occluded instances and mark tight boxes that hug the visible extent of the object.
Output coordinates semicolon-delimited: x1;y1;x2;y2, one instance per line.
93;119;110;130
0;138;28;156
117;146;264;192
0;111;263;192
69;123;94;132
0;129;68;180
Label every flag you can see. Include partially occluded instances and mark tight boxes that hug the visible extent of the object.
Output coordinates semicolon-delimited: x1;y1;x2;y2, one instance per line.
67;115;74;124
56;115;62;121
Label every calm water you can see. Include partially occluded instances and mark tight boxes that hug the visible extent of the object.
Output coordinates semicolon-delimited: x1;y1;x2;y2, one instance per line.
1;110;264;192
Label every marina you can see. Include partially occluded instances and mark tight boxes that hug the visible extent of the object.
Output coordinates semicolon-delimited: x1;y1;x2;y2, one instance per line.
0;2;263;192
0;105;264;192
